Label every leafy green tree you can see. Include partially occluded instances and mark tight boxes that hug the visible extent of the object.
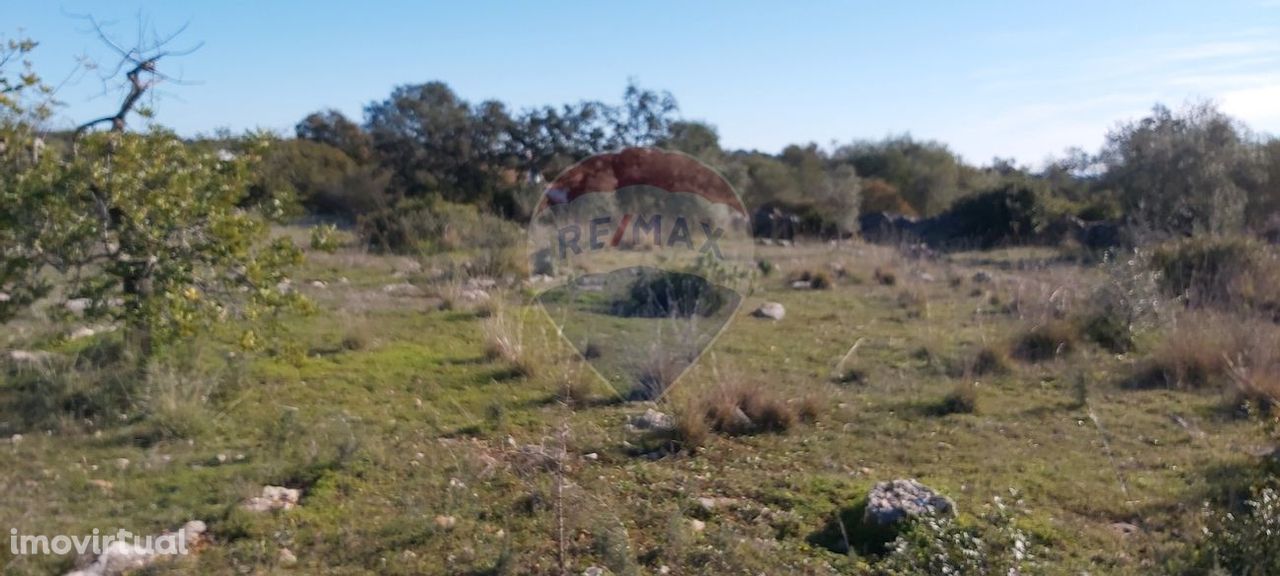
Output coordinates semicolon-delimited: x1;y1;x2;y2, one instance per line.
659;120;722;164
296;109;373;163
835;135;962;217
364;81;517;209
1101;101;1264;236
1;38;306;359
608;80;678;148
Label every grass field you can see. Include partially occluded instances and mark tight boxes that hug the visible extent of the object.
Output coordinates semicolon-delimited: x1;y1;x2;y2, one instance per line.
1;234;1274;575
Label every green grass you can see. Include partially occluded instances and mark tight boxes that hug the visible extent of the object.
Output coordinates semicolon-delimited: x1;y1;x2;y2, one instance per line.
0;239;1270;575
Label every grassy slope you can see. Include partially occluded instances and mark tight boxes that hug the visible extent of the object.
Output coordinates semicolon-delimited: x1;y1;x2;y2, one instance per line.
0;241;1267;575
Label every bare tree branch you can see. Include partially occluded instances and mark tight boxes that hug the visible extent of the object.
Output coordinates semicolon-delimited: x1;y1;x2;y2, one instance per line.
67;12;202;138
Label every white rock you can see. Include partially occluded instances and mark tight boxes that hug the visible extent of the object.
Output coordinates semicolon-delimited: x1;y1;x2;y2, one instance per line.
434;515;457;530
309;280;327;289
113;458;130;471
381;282;421;296
69;326;98;340
689;519;706;532
751;302;785;321
8;350;54;365
465;277;497;290
64;298;92;314
863;479;954;526
278;547;298;566
459;288;489;301
629;409;674;432
583;452;599;461
243;485;301;512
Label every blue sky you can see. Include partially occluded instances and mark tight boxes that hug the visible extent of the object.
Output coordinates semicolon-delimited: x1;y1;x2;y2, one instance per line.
7;1;1280;166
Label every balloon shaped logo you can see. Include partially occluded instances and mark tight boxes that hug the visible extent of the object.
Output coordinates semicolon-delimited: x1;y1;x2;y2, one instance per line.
528;148;754;399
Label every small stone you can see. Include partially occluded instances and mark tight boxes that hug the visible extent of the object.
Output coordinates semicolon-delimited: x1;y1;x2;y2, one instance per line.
1109;522;1140;538
751;302;786;321
10;434;22;445
583;452;599;460
309;280;327;289
68;326;98;340
583;567;605;576
243;485;301;512
278;547;298;566
449;477;466;489
114;458;130;471
434;515;457;530
689;519;706;532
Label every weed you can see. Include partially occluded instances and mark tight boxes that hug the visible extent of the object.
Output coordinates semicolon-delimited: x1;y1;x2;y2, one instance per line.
1012;320;1078;362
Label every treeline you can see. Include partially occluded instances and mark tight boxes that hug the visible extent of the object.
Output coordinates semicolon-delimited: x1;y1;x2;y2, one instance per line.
245;81;1280;252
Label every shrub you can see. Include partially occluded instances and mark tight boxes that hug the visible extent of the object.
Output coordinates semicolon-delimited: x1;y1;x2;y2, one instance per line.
786;269;834;290
809;270;835;290
874;267;898;286
971;345;1012;376
1151;236;1276;311
1127;313;1280;401
795;395;824;423
1191;487;1280;574
698;381;797;436
879;492;1038;575
1012;321;1078;362
630;348;688;400
669;403;710;453
756;260;774;277
928;182;1051;248
897;289;929;318
1081;312;1135;354
359;199;527;278
934;380;979;415
613;270;727;318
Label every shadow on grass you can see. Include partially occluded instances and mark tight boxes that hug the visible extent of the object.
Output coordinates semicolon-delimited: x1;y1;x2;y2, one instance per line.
807;496;900;557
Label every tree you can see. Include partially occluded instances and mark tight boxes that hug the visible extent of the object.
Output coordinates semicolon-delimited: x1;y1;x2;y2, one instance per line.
296;109;373;163
834;135;962;217
364;81;517;209
1;34;306;359
1101;101;1264;236
659;120;722;164
608;80;678;148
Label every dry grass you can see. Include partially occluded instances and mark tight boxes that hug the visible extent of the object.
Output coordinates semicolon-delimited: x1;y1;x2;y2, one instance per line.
1129;313;1280;403
698;380;797;435
1012;320;1078;362
480;303;537;377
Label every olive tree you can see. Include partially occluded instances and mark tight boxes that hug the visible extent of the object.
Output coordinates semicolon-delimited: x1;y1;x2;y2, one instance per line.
1101;101;1265;236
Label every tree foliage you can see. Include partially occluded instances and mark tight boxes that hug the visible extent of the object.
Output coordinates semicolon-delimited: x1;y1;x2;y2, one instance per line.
1;38;307;358
1101;101;1265;236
